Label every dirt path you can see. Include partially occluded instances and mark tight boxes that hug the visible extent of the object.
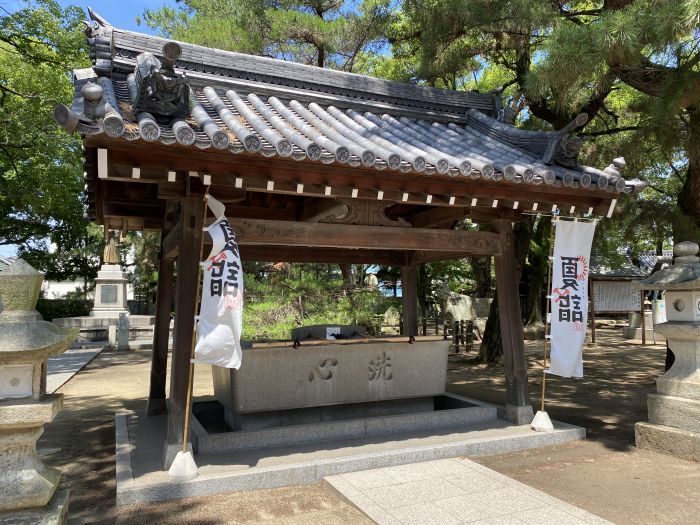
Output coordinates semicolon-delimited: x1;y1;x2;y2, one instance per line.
39;328;699;524
450;329;700;525
449;328;666;445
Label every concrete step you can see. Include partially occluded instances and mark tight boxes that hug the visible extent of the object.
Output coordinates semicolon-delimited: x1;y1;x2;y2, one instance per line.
116;408;586;506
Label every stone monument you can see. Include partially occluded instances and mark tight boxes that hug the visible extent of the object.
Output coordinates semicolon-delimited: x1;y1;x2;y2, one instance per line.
635;241;700;461
0;260;77;523
90;231;129;318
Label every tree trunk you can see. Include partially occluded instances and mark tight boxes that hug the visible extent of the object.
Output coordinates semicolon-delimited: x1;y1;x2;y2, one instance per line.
671;108;700;369
472;224;493;298
471;257;492;298
339;263;353;287
525;216;552;327
417;264;429;318
677;107;700;244
477;217;535;363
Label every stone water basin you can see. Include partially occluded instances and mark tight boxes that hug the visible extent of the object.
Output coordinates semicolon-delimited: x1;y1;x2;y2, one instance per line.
212;339;449;415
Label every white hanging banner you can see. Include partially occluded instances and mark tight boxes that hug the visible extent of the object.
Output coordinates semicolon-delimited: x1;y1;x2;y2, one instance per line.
548;220;596;378
194;197;244;369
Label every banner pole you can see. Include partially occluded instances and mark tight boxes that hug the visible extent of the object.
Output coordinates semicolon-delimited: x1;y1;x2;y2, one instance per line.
541;216;557;413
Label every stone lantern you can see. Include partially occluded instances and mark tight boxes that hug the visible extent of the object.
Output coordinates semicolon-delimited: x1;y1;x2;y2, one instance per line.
0;260;77;523
635;241;700;461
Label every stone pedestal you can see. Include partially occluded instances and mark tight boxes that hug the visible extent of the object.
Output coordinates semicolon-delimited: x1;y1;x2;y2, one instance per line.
0;397;63;510
90;264;129;318
634;242;700;461
0;488;69;525
622;310;665;341
0;261;77;522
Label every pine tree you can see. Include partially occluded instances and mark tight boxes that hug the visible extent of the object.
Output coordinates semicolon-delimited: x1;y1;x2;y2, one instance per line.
141;0;392;72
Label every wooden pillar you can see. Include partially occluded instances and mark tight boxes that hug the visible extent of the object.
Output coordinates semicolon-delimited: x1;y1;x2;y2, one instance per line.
640;290;647;345
401;263;418;337
589;279;597;344
146;248;174;416
493;220;534;424
163;193;205;468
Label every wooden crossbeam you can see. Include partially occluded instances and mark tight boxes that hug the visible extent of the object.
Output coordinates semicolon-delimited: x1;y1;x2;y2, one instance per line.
239;245;408;265
229;218;501;255
161;218;181;261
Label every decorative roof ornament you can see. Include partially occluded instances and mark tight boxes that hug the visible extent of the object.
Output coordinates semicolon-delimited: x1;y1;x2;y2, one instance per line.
131;42;190;119
542;113;588;168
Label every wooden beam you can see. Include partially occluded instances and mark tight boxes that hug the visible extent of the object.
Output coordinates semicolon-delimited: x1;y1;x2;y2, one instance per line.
161;218;181;261
147;225;175;416
413;251;476;264
407;206;469;228
164;192;205;468
229;218;501;255
85;140;615;215
300;198;349;222
468;207;518;223
493;219;533;424
102;200;164;220
240;245;408;265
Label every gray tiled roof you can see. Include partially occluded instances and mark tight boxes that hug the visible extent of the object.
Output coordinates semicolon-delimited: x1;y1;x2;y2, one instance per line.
589;262;650;279
57;13;637;194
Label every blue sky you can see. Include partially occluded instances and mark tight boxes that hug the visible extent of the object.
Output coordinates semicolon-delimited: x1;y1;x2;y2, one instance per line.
4;1;178;33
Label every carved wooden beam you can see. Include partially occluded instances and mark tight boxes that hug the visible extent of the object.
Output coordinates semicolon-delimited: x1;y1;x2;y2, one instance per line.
300;198;349;222
407;206;470;228
229;218;501;255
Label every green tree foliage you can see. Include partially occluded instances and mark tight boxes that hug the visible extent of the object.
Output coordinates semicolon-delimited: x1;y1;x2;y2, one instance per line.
244;264;396;339
396;0;700;236
19;221;103;284
389;0;700;361
141;0;392;71
122;231;162;308
0;1;88;249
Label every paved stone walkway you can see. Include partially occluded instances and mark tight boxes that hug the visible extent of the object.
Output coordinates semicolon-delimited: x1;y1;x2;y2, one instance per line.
325;458;611;525
47;345;103;394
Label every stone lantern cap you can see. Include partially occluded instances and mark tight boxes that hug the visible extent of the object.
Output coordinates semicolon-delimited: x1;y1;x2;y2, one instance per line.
635;242;700;291
0;260;77;361
0;259;42;314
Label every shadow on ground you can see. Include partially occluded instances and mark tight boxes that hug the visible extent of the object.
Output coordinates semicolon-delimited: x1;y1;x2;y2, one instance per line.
39;328;685;524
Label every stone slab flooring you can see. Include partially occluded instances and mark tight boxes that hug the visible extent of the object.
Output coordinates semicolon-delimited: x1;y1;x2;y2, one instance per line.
325;458;611;525
47;346;103;394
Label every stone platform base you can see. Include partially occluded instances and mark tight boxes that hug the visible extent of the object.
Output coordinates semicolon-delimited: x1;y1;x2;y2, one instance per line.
115;398;585;506
648;393;700;433
192;394;497;454
622;327;665;342
0;487;69;525
635;422;700;461
53;315;154;343
224;397;436;431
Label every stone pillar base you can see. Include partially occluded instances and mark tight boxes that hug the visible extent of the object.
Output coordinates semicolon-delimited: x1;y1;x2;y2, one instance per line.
146;398;167;417
648;393;700;433
635;421;700;462
504;404;534;425
0;486;69;525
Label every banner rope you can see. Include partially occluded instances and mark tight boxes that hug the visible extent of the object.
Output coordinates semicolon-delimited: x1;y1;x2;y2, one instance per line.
181;187;210;455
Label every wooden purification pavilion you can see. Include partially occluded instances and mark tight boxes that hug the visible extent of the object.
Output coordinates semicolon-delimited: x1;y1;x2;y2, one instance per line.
56;11;636;466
